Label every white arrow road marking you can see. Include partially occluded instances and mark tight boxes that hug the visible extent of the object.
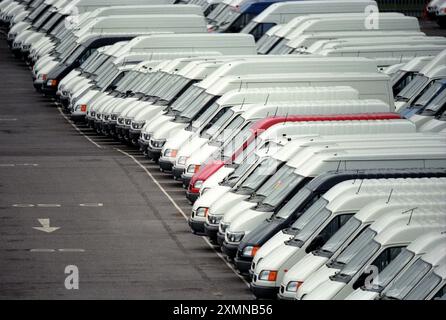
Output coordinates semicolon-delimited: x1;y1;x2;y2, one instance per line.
33;219;60;233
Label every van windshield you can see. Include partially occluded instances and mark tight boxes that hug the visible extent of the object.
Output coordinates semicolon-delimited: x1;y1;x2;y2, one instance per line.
369;248;414;292
422;86;446;115
215;115;246;149
383;259;432;300
256;167;303;210
404;271;442;300
271;40;293;55
41;12;61;32
395;75;429;102
242;22;276;41
257;35;281;54
289;198;329;233
329;228;377;269
207;3;227;22
316;217;363;258
203;109;234;139
176;92;215;122
236;158;281;194
170;86;206;114
64;44;86;65
289;208;332;247
275;188;313;220
411;80;445;110
391;71;418;96
192;103;221;131
163;77;193;103
221;155;258;187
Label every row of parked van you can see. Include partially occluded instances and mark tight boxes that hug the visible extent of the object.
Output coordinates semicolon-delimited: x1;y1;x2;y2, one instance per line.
2;0;446;300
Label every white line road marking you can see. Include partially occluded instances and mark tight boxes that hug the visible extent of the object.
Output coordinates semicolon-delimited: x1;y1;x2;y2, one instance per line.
0;164;39;167
37;204;61;208
30;249;56;253
56;106;102;149
115;148;251;289
58;249;85;252
0;164;15;167
33;218;60;233
0;118;18;121
12;204;35;207
30;249;85;253
79;203;103;207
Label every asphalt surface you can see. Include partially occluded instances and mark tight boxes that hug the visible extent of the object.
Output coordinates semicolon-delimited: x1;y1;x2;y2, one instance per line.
0;34;252;299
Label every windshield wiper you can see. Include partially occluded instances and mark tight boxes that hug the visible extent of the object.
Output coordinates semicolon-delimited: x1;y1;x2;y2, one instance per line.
255;203;275;212
313;249;333;258
395;96;409;102
327;260;345;269
330;272;352;283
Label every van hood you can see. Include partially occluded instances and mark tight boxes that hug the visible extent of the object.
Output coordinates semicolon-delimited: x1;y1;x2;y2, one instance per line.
209;192;248;216
255;243;298;279
124;102;149;118
143;114;173;133
286;253;329;284
223;200;256;225
201;166;234;189
185;143;219;168
303;279;345;300
109;98;137;115
344;288;379;300
23;32;44;46
133;103;164;121
253;231;293;265
296;265;339;299
192;185;231;212
162;130;194;151
152;121;186;141
176;136;208;158
228;208;272;235
419;118;446;132
75;89;100;109
36;59;58;78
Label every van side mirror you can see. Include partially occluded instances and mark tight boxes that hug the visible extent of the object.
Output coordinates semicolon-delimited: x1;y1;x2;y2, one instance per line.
352;271;371;290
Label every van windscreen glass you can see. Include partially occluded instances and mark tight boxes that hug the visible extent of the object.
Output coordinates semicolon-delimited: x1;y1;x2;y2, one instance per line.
275;188;312;219
370;248;414;292
270;39;291;55
203;109;234;139
330;228;377;269
396;75;428;102
422;86;446;115
317;217;362;258
163;77;191;102
256;166;303;208
207;3;227;22
412;80;445;110
176;92;214;121
289;207;331;245
383;259;432;300
257;35;282;55
170;86;206;113
404;271;442;300
221;155;258;187
192;102;220;130
235;158;282;194
215;115;246;149
290;198;329;232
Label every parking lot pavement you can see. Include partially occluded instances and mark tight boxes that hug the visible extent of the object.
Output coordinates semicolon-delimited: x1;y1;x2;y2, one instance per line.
0;35;252;299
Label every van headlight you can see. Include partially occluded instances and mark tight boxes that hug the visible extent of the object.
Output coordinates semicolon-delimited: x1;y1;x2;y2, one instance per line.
219;222;229;233
164;149;178;158
150;139;166;148
226;231;244;243
286;281;303;293
187;164;200;174
259;270;278;282
178;156;188;165
194;180;203;189
110;114;118;121
207;214;222;225
242;246;260;257
131;121;145;129
195;207;208;217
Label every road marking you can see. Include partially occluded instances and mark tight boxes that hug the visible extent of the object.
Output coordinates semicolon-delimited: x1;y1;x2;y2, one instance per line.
0;163;38;167
115;148;251;288
12;204;35;207
33;218;60;233
36;204;61;208
58;249;85;253
0;118;18;121
56;106;102;149
30;249;56;253
79;203;103;207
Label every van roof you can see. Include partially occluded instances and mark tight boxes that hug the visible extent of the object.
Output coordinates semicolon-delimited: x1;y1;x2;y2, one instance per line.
236;99;390;119
352;198;446;227
251;0;376;23
199;57;378;89
88;4;203;19
217;86;359;106
399;56;434;73
372;210;446;245
420;49;446;75
303;168;446;194
122;33;256;54
405;231;446;255
420;240;446;265
294;147;446;176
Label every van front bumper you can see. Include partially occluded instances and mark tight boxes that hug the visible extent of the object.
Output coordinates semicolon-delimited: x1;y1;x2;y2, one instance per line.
204;223;218;242
217;231;225;246
234;255;253;274
188;217;206;235
129;129;141;145
250;283;279;300
185;190;199;203
222;241;238;259
146;145;162;160
172;166;184;180
159;158;173;172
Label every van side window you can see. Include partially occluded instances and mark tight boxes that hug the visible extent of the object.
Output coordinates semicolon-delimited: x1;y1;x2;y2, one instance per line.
250;23;276;41
305;213;353;253
433;284;446;300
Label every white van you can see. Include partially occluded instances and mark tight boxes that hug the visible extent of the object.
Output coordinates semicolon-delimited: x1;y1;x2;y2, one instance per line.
304;209;446;300
223;134;446;253
178;71;396;181
240;0;377;41
251;179;446;299
390;56;434;96
259;14;419;55
159;86;360;172
344;231;446;300
288;204;446;300
200;121;417;237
